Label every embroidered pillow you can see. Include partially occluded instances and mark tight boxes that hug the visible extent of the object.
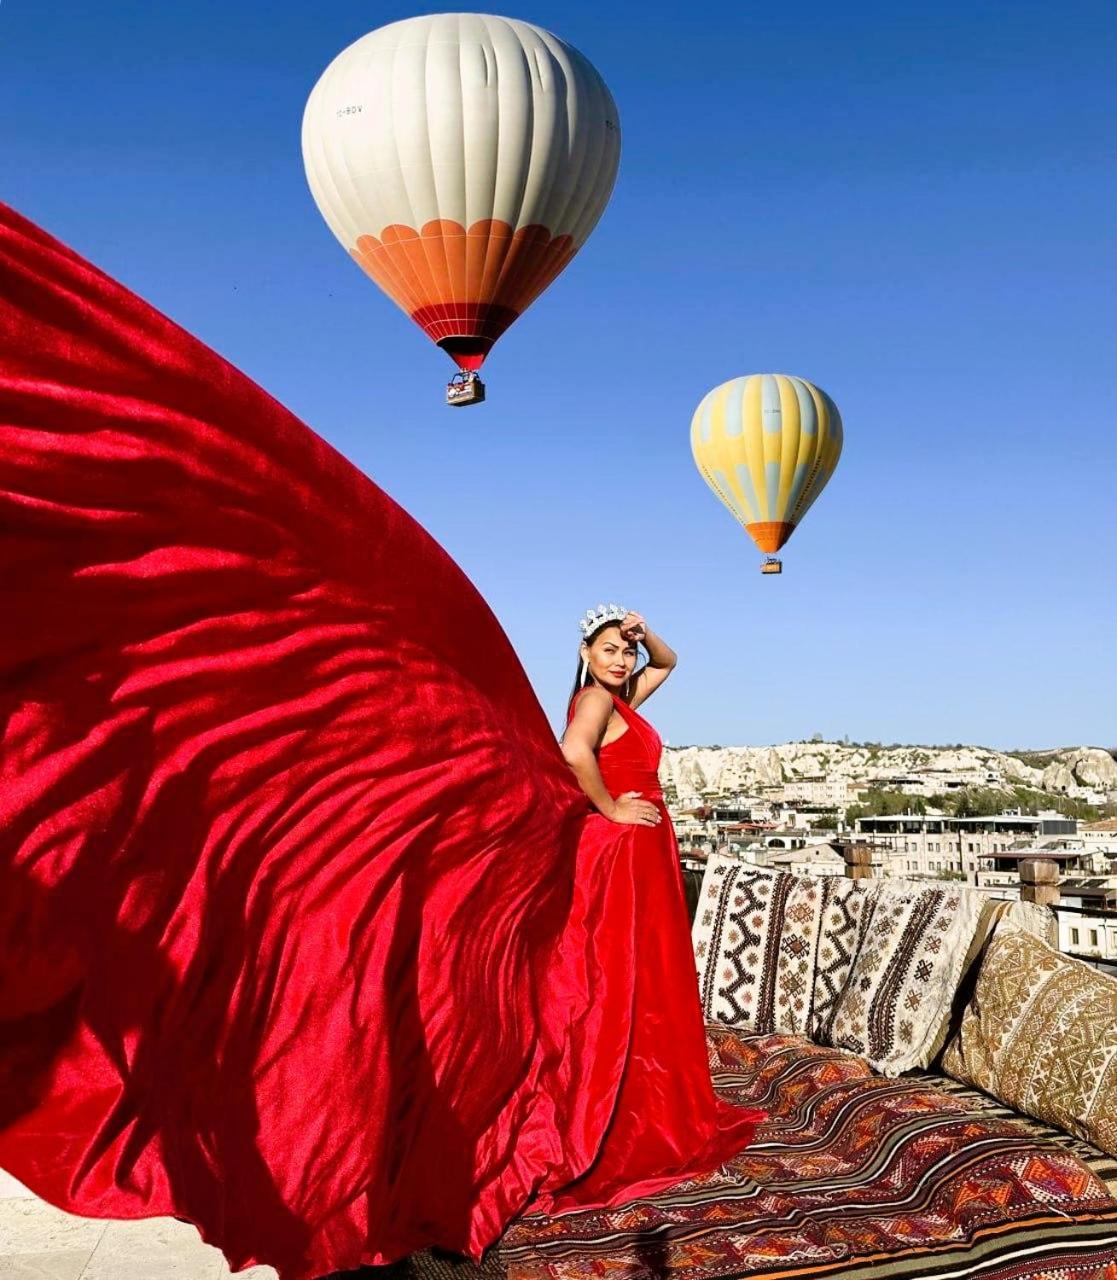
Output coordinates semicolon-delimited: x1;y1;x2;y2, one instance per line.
929;895;1057;1066
810;875;873;1041
827;882;983;1076
943;922;1117;1158
692;861;824;1035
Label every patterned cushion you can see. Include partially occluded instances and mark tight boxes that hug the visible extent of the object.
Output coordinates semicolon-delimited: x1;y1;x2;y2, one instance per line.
827;881;983;1076
929;895;1056;1066
692;860;874;1037
692;862;822;1034
942;921;1117;1158
810;875;873;1039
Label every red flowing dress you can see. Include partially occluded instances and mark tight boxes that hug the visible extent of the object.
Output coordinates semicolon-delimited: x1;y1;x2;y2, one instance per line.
0;203;761;1278
529;689;763;1217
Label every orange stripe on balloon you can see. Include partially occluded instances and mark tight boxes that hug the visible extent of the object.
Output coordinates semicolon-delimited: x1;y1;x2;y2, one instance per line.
745;521;796;554
351;230;425;316
348;220;578;365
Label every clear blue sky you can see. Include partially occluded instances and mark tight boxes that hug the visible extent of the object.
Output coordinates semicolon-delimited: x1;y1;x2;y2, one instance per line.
3;1;1115;749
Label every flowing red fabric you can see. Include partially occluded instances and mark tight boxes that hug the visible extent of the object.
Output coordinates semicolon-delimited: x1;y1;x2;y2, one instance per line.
0;203;761;1278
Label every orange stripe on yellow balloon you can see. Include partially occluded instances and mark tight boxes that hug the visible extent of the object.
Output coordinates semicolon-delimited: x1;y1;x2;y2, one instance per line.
745;521;795;554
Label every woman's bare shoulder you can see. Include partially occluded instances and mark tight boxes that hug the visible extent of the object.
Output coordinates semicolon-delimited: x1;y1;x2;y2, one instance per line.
569;685;614;724
572;684;613;708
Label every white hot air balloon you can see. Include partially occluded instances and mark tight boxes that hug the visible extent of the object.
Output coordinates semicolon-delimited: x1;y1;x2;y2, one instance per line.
302;13;621;405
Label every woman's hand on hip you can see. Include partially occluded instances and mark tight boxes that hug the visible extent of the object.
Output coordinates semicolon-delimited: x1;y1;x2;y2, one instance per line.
604;791;661;826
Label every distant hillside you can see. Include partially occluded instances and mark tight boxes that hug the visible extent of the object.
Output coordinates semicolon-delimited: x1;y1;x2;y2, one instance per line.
660;741;1117;807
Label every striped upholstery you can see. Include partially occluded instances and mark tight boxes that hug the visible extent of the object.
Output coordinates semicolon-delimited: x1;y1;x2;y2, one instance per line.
911;1070;1117;1197
498;1027;1117;1280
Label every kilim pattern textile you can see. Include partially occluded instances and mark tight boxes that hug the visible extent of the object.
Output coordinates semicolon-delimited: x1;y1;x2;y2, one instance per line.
943;922;1117;1159
810;874;873;1040
910;1071;1117;1196
499;1026;1117;1280
692;863;824;1035
828;881;983;1075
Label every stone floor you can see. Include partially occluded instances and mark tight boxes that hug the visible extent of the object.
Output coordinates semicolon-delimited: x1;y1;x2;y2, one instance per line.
0;1168;278;1279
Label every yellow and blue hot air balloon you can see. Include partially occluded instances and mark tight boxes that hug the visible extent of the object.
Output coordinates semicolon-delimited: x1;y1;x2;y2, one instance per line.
690;373;843;574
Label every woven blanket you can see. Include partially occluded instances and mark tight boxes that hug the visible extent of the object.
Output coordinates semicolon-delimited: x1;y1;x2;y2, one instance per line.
499;1026;1117;1280
910;1071;1117;1197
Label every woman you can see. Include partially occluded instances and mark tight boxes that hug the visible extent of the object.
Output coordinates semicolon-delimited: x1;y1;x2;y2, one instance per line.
521;606;763;1217
0;204;760;1280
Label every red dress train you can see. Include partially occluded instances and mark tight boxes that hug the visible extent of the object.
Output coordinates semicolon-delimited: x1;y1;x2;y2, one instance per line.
0;203;761;1278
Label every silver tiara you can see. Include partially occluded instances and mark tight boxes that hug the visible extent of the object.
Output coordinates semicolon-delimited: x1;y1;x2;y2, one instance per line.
578;602;627;637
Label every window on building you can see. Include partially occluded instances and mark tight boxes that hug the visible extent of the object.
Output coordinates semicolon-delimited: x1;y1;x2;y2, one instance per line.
1091;929;1100;948
1071;928;1081;945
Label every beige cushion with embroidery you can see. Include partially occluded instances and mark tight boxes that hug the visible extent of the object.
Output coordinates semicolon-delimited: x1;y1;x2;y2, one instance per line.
827;882;983;1076
691;862;823;1035
943;921;1117;1157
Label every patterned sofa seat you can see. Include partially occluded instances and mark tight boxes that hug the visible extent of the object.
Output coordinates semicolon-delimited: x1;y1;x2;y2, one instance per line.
497;1026;1117;1280
392;869;1117;1280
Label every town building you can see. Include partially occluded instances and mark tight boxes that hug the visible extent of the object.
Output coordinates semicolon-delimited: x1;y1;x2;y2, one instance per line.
1057;880;1117;963
853;812;1077;879
867;769;998;797
771;776;865;807
761;842;847;878
1082;817;1117;862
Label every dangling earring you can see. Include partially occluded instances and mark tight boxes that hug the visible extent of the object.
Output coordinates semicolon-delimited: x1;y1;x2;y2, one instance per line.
579;657;588;686
624;675;631;699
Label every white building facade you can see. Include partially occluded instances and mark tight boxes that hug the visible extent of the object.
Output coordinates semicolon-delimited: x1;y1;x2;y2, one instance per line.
853;813;1078;879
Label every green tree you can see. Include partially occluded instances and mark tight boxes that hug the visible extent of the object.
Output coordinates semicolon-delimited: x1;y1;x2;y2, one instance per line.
953;787;1013;818
1010;786;1099;820
845;788;927;825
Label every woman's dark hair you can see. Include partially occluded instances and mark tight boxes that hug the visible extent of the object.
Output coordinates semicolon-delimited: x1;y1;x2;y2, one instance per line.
566;620;646;713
